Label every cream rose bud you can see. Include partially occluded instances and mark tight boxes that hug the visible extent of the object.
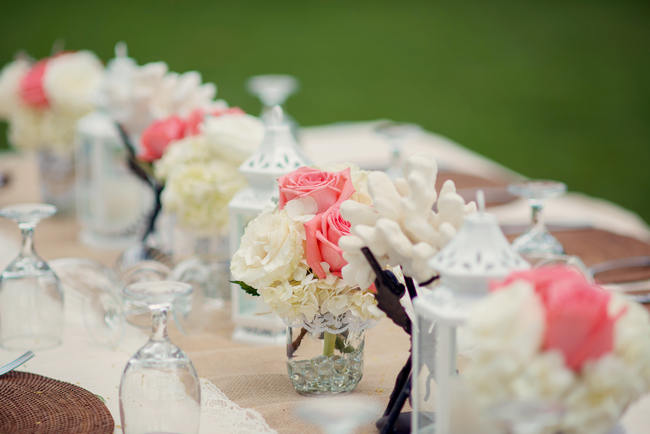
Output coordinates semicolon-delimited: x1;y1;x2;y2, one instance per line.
44;51;104;114
231;209;306;289
203;113;264;165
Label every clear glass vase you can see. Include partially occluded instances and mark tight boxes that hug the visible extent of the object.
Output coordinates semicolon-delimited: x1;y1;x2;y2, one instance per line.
36;149;76;215
286;314;366;395
75;111;153;248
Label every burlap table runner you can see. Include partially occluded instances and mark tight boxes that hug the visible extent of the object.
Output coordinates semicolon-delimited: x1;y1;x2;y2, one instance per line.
1;142;650;432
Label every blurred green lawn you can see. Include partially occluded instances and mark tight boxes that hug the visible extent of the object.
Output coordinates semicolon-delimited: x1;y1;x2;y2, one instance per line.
1;0;648;222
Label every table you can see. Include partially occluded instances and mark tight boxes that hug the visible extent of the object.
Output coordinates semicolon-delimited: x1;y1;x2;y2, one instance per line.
0;122;649;433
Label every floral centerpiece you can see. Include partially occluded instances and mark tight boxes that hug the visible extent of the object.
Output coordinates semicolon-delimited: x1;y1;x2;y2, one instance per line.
0;50;104;211
462;265;650;434
0;51;103;152
231;166;383;394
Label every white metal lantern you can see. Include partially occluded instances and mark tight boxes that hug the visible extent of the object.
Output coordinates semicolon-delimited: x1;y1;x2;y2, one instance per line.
75;109;153;248
412;193;529;434
228;106;310;345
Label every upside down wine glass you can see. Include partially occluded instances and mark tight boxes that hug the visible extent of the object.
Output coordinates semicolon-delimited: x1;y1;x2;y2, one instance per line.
119;281;201;434
508;180;567;256
374;121;422;179
0;203;63;350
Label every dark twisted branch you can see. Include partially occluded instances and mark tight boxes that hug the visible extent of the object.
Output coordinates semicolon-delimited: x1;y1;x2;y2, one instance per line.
116;123;165;243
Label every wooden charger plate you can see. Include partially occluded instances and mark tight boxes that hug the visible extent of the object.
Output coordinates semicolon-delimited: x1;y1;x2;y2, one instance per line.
506;228;650;286
436;171;517;208
0;371;114;434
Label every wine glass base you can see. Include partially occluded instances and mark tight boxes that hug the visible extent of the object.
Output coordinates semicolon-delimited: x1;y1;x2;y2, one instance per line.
1;334;61;351
511;228;564;256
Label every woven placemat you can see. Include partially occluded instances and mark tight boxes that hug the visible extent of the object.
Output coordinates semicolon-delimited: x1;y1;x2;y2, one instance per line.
0;371;114;434
508;228;650;285
437;171;516;208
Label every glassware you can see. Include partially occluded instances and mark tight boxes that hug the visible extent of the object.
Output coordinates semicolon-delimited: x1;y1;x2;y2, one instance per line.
75;110;153;248
119;280;201;434
374;121;422;179
508;180;567;256
0;203;63;350
286;316;366;395
50;258;124;347
36;149;76;215
247;74;299;135
295;396;381;434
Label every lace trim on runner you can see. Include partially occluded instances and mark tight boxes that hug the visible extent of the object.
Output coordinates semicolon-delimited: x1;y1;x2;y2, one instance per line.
200;378;277;434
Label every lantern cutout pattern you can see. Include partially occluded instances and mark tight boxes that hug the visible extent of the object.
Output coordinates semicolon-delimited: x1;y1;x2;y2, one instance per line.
228;106;311;345
412;192;529;434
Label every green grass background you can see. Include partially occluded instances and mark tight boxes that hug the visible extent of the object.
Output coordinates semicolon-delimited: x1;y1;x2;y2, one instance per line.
1;0;648;222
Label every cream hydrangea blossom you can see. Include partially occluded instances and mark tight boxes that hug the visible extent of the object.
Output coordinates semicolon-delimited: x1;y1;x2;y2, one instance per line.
162;161;245;234
463;281;650;434
230;209;306;289
43;50;103;114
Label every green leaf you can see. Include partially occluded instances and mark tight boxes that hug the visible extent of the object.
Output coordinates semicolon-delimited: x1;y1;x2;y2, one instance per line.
230;280;260;297
335;336;355;353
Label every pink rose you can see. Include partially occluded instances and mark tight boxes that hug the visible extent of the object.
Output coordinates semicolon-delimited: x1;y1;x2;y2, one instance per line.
491;265;585;305
542;278;623;371
494;266;625;372
304;205;351;279
278;167;355;213
19;58;50;108
185;106;245;136
138;115;187;162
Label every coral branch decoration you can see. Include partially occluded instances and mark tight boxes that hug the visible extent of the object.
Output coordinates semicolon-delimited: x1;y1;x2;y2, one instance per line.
339;155;476;289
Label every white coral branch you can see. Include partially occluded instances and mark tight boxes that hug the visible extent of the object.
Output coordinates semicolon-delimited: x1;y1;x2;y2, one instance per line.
340;154;476;289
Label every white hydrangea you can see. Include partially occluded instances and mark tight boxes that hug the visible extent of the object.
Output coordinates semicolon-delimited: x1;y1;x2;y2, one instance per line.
230;209;306;289
258;261;382;325
43;50;103;115
0;57;30;119
162;161;245;234
7;105;43;150
154;135;221;180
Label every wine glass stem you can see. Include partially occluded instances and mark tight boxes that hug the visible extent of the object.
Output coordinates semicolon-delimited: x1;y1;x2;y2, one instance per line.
151;307;169;342
530;201;545;229
18;223;36;257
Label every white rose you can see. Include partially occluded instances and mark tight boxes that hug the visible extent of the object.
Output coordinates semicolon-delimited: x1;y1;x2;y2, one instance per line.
203;113;263;165
44;51;104;114
230;209;305;289
162;161;245;233
0;58;30;119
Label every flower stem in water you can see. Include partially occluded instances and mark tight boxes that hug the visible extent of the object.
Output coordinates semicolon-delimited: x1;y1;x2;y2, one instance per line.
323;332;336;357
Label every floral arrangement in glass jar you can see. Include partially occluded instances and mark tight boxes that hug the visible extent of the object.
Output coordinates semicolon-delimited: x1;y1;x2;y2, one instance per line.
151;107;264;235
462;265;650;434
0;50;103;152
231;165;383;394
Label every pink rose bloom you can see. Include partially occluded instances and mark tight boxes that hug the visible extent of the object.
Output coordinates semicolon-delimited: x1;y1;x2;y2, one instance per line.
185;106;245;136
278;167;355;213
138;115;187;162
491;265;585;305
304;205;351;279
19;58;50;108
494;265;625;372
542;279;621;371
